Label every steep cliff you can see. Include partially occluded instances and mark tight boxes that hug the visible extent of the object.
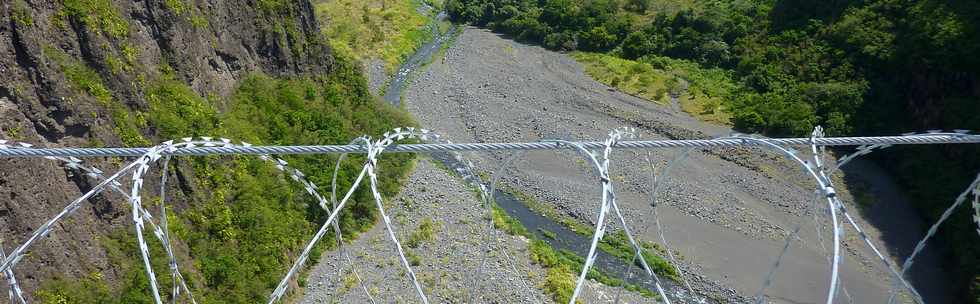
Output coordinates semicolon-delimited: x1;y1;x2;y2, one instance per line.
0;0;404;301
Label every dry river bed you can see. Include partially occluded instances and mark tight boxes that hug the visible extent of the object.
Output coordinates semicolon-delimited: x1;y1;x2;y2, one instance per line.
301;27;952;303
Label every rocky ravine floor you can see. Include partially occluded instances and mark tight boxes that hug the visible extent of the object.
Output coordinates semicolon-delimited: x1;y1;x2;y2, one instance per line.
301;27;951;303
396;28;950;303
299;159;649;303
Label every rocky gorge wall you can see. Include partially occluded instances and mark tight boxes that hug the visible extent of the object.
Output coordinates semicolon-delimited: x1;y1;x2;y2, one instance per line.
0;0;331;299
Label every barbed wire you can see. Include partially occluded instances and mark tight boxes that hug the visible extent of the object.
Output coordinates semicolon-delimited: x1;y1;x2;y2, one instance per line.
0;241;25;304
1;132;979;158
0;128;978;304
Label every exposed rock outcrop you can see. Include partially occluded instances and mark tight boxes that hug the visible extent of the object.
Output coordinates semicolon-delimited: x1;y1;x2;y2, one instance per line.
0;0;331;298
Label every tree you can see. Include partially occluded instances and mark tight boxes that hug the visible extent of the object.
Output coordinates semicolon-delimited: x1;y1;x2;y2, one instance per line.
544;31;578;51
623;0;650;13
621;31;658;59
579;26;617;51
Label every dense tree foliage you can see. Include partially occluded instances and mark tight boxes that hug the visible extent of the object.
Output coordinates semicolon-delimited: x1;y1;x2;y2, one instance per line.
37;49;416;303
447;0;980;301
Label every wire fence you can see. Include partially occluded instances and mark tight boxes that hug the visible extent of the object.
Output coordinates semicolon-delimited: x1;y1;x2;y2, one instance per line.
0;127;978;304
1;131;979;158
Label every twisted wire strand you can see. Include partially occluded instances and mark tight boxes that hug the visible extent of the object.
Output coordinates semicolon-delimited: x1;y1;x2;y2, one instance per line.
328;137;377;304
818;131;980;303
1;129;978;303
600;135;674;304
363;129;433;304
895;173;980;291
54;136;360;304
23;147;198;304
0;156;140;274
714;135;845;304
644;151;698;301
809;190;855;304
269;150;372;303
126;139;257;304
974;184;980;237
2;133;979;158
553;137;618;304
646;133;848;303
754;128;835;304
80;154;197;304
806;138;923;303
553;128;673;304
0;241;25;304
489;155;542;304
255;139;376;303
754;221;803;304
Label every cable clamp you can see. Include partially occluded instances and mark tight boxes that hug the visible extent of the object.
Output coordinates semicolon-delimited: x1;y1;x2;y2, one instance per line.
824;186;837;198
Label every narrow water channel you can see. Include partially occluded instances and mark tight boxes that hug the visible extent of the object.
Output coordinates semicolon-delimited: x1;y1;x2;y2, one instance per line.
381;9;696;302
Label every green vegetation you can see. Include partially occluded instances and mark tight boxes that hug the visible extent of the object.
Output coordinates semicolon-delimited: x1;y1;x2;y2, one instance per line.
503;185;678;280
538;228;557;240
4;125;23;140
12;0;33;27
488;190;663;302
164;0;189;15
598;231;679;282
48;47;150;147
315;0;435;72
407;250;423;266
448;0;980;300
527;231;657;302
572;52;672;104
491;204;530;237
37;44;416;303
36;273;112;303
406;217;438;248
59;0;129;38
572;52;733;124
528;240;579;303
162;0;209;28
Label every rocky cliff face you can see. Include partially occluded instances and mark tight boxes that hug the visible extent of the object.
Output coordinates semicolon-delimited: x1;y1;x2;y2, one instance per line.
0;0;331;298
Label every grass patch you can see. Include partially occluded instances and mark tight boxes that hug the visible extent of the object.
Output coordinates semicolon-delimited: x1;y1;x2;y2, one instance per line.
60;0;129;38
598;231;680;282
406;217;438;248
538;228;557;240
502;185;680;282
529;237;659;302
572;52;737;125
491;204;530;238
572;52;672;104
642;55;738;125
12;0;33;27
407;250;422;266
491;199;658;302
315;0;433;73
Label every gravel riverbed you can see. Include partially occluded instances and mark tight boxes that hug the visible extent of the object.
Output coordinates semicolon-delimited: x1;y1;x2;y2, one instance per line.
301;27;951;303
299;159;649;303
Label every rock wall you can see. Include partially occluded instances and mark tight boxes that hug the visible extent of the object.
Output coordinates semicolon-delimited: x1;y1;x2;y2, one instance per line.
0;0;331;298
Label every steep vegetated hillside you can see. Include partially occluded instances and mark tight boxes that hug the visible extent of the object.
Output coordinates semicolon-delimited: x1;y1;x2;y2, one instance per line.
446;0;980;301
0;0;412;302
315;0;438;72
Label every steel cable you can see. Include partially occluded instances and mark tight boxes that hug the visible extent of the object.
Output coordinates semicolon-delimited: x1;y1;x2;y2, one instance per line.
1;129;979;304
2;133;980;158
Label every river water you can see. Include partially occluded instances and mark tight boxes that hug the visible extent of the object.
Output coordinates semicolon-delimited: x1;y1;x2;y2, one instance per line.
380;9;696;302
